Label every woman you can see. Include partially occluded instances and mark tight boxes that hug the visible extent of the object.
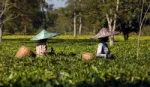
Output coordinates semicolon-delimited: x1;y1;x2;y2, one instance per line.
92;27;119;59
96;37;110;58
31;29;60;56
36;39;47;56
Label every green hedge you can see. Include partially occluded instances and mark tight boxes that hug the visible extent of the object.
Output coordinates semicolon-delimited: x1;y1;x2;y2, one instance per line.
0;38;150;87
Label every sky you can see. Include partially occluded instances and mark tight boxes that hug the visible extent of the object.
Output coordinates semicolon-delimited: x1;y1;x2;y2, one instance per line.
45;0;67;9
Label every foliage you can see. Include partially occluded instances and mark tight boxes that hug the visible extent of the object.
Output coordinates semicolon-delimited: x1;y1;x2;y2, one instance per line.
3;0;57;34
2;0;41;34
141;26;150;35
54;7;73;34
0;35;150;86
1;0;150;36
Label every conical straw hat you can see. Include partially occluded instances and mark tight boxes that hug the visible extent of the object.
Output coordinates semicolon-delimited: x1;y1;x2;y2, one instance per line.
31;29;60;41
91;28;119;39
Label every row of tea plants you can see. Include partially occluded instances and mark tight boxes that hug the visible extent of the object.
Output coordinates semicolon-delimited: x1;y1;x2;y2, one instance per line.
0;37;150;87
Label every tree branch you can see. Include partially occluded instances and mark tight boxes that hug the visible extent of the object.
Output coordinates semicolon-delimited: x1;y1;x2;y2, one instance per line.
0;0;12;17
2;12;19;23
137;4;150;59
113;0;119;32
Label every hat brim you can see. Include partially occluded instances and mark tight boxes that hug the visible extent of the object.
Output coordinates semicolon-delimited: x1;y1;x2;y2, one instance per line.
31;33;60;41
91;31;119;39
31;29;60;41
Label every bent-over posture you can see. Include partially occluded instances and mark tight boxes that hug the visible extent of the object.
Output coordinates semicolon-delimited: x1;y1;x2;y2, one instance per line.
36;39;47;56
96;37;110;58
91;27;119;59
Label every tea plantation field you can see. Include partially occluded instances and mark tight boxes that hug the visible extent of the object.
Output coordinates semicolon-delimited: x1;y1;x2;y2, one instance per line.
0;35;150;87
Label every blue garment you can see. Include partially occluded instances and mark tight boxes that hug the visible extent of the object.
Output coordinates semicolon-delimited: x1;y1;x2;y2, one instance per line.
96;42;110;58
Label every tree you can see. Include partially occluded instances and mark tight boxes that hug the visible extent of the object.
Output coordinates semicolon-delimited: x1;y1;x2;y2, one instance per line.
39;0;48;29
78;0;82;35
137;0;150;58
64;0;150;36
80;0;106;34
0;0;15;42
55;8;72;34
66;0;82;37
118;0;141;41
7;0;42;34
39;0;57;30
102;0;119;46
73;0;77;37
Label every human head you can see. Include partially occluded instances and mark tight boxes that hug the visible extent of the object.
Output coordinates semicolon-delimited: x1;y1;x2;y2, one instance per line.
98;37;108;42
37;39;47;45
40;39;47;43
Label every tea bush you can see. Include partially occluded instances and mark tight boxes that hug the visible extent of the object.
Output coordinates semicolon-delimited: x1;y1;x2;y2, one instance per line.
0;35;150;87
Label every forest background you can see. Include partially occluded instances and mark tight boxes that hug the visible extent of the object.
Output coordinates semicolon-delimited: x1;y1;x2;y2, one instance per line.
0;0;150;42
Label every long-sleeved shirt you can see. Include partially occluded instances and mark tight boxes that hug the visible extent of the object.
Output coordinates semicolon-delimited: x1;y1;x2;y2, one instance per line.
36;42;47;56
96;42;110;58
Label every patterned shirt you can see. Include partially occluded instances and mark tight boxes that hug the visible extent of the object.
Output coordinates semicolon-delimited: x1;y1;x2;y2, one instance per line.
36;42;47;56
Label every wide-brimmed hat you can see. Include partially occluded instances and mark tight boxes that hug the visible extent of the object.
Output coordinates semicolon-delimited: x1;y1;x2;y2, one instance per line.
31;29;60;41
91;28;119;39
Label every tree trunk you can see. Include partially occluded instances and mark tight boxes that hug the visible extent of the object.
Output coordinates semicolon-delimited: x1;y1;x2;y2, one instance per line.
78;0;82;35
109;36;114;46
93;27;96;34
0;24;2;42
0;17;2;42
0;0;15;42
102;0;105;3
74;2;77;38
137;1;150;59
78;16;82;35
106;0;119;46
106;13;114;46
111;0;119;46
24;24;27;35
74;11;77;38
123;33;129;41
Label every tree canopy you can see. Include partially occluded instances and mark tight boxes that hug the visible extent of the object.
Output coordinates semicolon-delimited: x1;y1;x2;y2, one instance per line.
1;0;150;39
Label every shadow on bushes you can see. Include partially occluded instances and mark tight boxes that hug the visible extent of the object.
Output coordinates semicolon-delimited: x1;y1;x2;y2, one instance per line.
76;78;150;87
2;77;149;87
56;51;76;57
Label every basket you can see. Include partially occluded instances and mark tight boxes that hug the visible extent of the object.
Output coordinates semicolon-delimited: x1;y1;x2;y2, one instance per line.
82;52;95;61
15;46;36;58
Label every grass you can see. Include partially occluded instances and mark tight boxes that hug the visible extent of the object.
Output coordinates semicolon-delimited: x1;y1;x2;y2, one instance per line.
3;34;150;41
